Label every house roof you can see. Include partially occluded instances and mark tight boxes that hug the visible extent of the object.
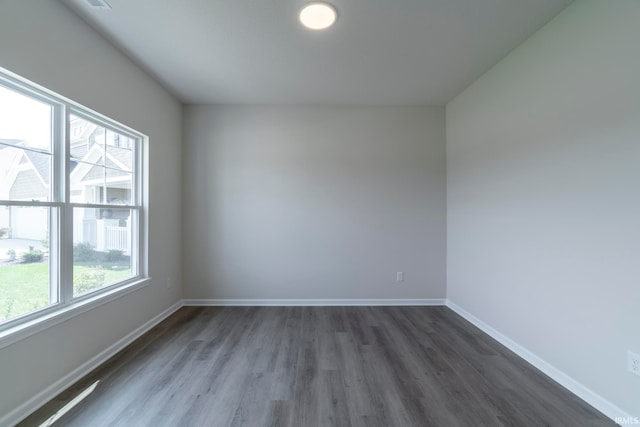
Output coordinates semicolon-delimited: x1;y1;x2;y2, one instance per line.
25;150;50;185
71;143;132;187
108;146;132;170
10;169;47;199
0;138;23;147
2;138;131;198
0;140;50;185
69;123;133;170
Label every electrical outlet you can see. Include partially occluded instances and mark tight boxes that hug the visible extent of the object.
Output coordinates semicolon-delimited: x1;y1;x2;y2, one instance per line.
628;351;640;377
396;272;404;282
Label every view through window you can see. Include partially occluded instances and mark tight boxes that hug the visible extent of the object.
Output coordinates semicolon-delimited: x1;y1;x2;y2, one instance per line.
0;85;54;321
0;72;145;327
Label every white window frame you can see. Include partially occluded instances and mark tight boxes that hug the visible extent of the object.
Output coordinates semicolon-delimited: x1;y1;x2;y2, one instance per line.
0;67;149;349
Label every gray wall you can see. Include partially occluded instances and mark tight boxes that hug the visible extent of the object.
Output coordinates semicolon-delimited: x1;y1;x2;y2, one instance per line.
183;106;446;300
0;0;182;418
447;0;640;416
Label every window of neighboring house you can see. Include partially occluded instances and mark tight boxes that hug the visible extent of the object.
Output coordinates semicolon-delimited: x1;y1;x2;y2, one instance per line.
0;68;147;336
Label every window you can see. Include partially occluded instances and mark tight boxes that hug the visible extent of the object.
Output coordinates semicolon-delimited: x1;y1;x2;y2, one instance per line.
0;68;147;336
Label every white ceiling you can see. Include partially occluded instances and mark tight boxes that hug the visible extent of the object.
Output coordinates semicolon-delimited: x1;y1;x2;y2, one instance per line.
61;0;571;105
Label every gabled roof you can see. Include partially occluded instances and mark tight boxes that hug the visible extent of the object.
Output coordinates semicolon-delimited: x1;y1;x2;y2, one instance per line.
70;143;132;185
0;140;50;185
69;124;132;171
24;149;50;185
0;138;23;147
1;138;131;195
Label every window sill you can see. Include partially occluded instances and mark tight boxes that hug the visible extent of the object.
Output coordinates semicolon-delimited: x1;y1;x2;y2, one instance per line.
0;277;151;350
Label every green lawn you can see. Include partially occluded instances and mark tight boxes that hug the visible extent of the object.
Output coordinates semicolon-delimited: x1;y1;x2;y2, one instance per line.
0;262;132;322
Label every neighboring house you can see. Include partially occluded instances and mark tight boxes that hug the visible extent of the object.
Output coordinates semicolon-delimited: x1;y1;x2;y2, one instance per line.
0;138;49;241
0;119;133;254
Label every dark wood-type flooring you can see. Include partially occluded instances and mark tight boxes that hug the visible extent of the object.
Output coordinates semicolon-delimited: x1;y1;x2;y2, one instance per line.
18;306;615;427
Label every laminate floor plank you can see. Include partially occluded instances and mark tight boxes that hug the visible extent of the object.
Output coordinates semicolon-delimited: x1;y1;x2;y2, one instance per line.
265;400;293;427
333;335;378;424
17;307;616;427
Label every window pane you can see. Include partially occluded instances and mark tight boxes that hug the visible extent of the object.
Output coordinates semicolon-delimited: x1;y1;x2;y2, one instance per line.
0;85;52;152
73;207;134;297
0;206;53;324
0;146;51;201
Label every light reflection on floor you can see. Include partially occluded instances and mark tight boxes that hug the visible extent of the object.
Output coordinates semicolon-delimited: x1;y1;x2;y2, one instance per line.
39;380;100;427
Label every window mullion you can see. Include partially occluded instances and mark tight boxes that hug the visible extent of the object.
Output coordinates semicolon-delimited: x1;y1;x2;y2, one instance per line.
47;103;61;307
131;207;140;277
135;137;144;277
58;106;74;304
60;205;74;304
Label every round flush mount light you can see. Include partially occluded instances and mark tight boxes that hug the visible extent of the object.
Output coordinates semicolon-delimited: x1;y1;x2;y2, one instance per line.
299;2;337;30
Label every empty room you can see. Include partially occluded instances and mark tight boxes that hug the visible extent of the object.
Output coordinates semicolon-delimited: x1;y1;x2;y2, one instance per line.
0;0;638;426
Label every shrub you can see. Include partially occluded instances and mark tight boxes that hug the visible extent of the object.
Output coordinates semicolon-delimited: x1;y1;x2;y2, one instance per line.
74;242;97;262
106;249;124;262
74;270;106;295
22;249;44;264
6;249;16;261
0;228;8;238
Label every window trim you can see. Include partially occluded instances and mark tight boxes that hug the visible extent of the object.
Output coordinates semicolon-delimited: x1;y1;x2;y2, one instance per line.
0;66;150;347
0;278;150;350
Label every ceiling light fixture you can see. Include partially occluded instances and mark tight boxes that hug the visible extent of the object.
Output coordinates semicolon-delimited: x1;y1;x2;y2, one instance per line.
299;2;337;30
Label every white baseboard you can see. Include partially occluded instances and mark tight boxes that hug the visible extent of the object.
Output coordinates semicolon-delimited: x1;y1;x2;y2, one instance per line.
1;300;184;427
446;299;631;425
183;298;446;307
